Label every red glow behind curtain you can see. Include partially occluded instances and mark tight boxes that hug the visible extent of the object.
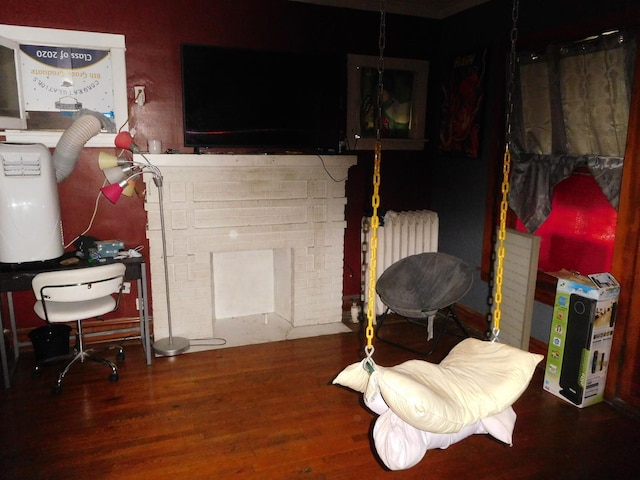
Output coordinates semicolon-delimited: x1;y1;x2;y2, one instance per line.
516;171;617;274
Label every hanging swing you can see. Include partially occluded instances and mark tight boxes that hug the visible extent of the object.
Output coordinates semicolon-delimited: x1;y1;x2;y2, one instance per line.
333;0;543;471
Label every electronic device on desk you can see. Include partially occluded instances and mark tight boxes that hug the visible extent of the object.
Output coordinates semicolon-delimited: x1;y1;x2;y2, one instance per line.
73;235;99;259
94;240;125;259
73;236;125;260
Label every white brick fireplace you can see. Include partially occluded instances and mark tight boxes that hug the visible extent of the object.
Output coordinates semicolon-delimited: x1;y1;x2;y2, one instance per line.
140;154;356;350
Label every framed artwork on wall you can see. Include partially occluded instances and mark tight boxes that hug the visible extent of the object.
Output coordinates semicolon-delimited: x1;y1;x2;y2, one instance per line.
0;23;127;148
438;48;487;158
347;54;428;151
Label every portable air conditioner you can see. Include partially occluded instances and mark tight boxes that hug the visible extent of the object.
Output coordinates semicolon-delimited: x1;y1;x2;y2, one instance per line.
0;142;64;263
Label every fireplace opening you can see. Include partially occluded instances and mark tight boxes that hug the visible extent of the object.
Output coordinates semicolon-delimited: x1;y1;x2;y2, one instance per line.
211;248;293;322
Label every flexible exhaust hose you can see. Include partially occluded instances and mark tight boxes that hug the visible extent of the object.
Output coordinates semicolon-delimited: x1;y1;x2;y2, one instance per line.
52;110;117;182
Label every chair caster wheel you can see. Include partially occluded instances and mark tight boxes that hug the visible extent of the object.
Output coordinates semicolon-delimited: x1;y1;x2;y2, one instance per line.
52;385;63;395
116;351;125;362
109;372;119;382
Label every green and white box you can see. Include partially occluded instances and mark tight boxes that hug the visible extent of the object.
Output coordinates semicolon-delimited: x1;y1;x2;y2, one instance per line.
543;271;620;407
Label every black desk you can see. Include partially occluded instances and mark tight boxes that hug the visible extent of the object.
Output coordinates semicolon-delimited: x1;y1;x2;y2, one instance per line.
0;256;152;388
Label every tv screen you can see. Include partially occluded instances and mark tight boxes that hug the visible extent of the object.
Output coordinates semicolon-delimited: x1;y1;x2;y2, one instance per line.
181;44;346;153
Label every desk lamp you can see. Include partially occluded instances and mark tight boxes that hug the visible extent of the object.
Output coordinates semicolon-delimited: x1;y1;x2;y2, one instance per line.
101;132;190;356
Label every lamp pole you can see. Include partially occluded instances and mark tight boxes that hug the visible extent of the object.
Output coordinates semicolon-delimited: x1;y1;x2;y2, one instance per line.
112;132;189;356
150;173;190;356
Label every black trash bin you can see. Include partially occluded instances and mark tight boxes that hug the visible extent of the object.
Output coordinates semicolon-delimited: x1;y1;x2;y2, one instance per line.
28;325;72;361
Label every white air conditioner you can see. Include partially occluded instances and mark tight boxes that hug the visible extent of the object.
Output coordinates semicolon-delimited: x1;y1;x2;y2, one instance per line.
0;142;64;263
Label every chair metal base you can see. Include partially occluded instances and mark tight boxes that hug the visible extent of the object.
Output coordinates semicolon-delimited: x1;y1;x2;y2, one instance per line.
375;305;469;356
33;325;125;394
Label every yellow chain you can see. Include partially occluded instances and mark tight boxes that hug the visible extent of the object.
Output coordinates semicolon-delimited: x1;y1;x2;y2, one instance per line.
365;142;382;357
364;0;386;361
492;148;511;340
492;0;518;342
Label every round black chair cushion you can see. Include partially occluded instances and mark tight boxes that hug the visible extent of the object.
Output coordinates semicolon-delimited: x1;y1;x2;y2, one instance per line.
376;252;473;318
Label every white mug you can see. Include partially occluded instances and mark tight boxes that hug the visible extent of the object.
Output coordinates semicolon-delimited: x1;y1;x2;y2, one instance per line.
148;139;162;154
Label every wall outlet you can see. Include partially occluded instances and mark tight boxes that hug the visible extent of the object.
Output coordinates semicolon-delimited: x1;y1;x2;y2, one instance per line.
134;86;145;106
122;282;131;294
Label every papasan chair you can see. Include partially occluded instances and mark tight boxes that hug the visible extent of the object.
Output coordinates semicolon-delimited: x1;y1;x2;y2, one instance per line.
375;252;474;356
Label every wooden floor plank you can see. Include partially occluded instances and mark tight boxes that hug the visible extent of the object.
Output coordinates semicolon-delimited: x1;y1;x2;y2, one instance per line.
1;322;639;479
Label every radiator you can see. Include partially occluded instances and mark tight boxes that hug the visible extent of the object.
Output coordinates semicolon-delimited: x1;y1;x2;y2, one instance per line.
361;210;439;315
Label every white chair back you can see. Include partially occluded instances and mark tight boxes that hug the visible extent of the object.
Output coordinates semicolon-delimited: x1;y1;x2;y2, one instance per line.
32;263;126;303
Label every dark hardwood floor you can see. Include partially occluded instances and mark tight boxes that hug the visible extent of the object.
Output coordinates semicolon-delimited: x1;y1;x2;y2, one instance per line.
1;319;639;479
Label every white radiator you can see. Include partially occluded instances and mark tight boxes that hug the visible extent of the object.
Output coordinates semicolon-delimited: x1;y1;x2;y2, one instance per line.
361;210;439;314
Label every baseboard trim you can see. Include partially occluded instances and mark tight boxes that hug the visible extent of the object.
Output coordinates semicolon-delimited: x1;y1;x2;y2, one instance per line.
454;303;547;360
15;316;150;350
454;303;489;337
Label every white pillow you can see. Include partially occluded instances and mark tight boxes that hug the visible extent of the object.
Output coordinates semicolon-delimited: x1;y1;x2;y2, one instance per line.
334;338;542;434
479;405;517;446
373;409;429;470
372;407;517;471
333;358;371;393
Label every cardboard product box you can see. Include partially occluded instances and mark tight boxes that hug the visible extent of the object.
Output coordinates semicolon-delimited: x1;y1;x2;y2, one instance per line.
543;270;620;407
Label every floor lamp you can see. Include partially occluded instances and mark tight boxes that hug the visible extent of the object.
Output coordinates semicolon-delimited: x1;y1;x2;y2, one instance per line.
101;132;190;356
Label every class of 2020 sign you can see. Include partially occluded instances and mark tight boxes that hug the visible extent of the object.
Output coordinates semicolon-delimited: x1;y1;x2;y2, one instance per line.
19;44;115;120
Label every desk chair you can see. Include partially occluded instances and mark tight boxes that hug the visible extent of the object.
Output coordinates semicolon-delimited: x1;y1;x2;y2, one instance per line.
32;263;126;394
375;252;473;356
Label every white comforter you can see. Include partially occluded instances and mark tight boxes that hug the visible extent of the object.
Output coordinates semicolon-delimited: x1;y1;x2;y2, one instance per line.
333;338;543;470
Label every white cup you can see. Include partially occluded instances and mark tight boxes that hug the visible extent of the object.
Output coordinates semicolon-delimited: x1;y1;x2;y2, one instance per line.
148;139;162;154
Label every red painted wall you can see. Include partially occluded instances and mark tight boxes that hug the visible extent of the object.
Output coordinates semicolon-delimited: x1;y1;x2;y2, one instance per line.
1;0;439;329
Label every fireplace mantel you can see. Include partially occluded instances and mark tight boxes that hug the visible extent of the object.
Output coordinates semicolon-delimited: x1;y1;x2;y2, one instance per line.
146;153;355;169
138;153;357;349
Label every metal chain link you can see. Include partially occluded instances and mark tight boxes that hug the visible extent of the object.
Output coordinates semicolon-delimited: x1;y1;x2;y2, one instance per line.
376;1;386;142
365;144;381;358
360;218;369;305
504;0;519;149
491;0;519;342
365;0;386;360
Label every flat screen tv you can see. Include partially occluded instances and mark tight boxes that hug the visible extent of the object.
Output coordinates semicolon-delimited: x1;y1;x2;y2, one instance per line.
181;44;346;153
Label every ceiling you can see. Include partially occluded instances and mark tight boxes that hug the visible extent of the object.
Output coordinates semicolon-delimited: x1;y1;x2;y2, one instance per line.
290;0;490;19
